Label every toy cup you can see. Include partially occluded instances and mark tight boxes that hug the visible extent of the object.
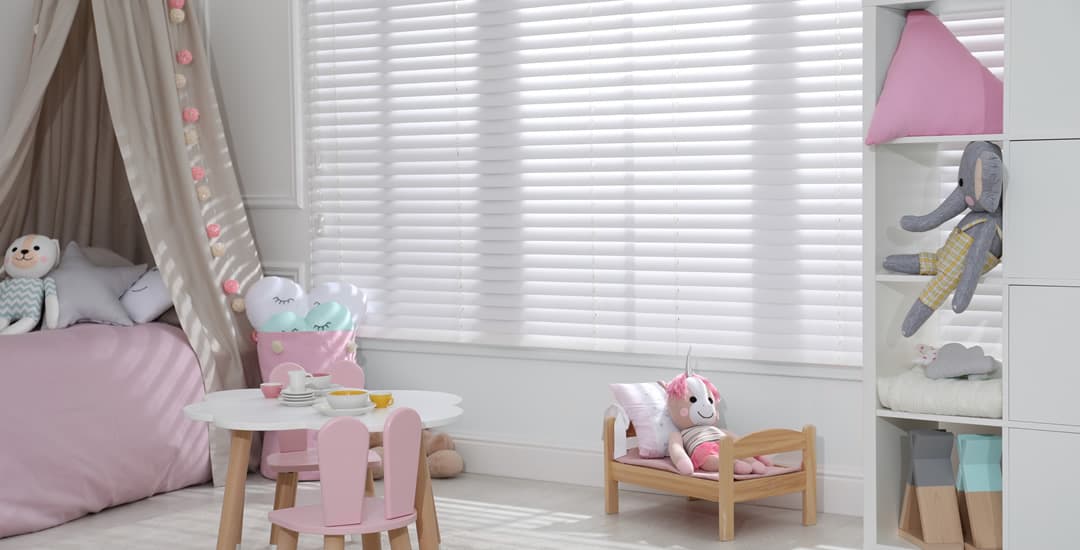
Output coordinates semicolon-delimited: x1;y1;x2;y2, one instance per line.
287;370;309;393
370;392;394;408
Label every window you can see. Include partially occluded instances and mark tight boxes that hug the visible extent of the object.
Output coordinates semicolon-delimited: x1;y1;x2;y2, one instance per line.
303;2;1005;365
303;0;865;365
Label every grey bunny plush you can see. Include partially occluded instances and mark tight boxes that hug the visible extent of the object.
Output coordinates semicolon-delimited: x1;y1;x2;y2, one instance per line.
883;141;1003;337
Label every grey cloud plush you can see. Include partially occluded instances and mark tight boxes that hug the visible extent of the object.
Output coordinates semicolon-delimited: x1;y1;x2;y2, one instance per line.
925;343;999;380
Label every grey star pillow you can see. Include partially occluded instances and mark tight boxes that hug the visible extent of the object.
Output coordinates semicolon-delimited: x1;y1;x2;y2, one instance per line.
50;243;147;328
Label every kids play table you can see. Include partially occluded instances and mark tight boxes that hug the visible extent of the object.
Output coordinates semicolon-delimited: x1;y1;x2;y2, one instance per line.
185;389;463;550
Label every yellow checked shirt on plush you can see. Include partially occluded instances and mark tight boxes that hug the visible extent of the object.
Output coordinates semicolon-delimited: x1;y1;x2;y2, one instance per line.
917;218;1001;310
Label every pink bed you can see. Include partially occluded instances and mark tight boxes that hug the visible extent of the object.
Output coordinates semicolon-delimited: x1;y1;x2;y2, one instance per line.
0;323;211;538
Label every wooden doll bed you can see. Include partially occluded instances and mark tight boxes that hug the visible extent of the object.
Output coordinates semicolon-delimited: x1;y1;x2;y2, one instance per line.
602;416;817;541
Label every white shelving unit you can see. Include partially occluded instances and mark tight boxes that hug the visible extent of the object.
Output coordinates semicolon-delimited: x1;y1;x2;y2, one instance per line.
862;1;1007;549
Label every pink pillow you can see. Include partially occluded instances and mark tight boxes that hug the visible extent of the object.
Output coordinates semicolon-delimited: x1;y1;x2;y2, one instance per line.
865;10;1002;145
610;382;678;458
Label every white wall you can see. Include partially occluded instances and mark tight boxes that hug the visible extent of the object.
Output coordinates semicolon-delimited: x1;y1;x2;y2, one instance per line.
207;0;864;517
207;0;308;283
0;3;36;131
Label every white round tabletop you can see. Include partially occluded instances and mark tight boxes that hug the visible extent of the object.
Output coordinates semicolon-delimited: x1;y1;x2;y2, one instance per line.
184;389;463;432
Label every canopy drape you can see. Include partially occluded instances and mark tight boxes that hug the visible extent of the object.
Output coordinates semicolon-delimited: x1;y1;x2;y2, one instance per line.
0;0;264;484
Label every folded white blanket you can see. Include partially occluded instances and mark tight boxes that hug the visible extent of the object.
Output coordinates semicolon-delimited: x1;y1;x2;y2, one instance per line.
878;367;1002;419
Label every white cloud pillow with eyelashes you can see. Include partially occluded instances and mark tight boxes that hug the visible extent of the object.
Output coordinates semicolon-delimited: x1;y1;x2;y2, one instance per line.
244;276;368;332
120;268;175;324
243;276;308;330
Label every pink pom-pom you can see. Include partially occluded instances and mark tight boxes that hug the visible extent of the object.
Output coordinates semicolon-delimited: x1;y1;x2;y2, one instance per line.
176;49;193;65
223;279;240;295
169;0;185;9
191;165;205;181
206;223;221;238
182;107;199;123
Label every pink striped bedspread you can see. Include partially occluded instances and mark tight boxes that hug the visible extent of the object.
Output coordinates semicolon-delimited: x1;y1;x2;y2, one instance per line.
0;323;210;538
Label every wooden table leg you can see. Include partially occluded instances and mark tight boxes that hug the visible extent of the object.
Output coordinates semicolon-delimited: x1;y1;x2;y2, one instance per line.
217;430;253;550
414;436;439;550
362;468;382;550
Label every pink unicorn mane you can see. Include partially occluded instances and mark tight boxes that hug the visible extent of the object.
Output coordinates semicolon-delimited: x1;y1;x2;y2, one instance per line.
665;373;719;400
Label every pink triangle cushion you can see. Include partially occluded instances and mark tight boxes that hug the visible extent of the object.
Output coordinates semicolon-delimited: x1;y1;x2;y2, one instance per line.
865;10;1002;145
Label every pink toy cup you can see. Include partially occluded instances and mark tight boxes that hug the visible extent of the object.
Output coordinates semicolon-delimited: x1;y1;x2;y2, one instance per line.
260;382;283;398
309;372;333;390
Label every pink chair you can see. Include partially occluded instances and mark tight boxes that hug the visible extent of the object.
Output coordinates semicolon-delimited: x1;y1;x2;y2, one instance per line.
326;359;365;389
270;408;423;550
266;361;380;545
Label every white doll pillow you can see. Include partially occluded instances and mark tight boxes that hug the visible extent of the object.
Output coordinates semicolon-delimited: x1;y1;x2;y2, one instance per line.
120;268;173;324
609;382;678;458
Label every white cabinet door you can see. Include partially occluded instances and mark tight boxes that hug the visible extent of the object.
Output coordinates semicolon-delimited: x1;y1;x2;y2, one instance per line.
1009;428;1080;548
1009;285;1080;426
1008;0;1080;139
1005;140;1080;281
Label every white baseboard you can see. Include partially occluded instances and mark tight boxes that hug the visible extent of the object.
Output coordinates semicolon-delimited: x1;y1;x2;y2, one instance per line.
452;435;863;518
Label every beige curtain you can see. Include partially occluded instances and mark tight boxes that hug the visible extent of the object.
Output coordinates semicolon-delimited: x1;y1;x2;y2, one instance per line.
0;1;147;260
35;0;151;262
0;0;264;484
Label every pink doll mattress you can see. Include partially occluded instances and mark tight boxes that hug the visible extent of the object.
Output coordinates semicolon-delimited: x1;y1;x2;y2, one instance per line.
0;323;211;538
615;448;801;480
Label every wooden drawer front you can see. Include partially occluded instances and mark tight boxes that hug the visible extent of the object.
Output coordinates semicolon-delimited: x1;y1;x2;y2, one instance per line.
1009;285;1080;426
1008;0;1080;139
1005;140;1080;281
1009;428;1080;548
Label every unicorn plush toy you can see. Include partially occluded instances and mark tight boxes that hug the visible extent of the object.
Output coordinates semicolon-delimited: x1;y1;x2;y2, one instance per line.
660;352;773;475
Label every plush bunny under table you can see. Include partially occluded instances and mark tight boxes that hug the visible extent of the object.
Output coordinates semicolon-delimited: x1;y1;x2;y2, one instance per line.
661;368;772;476
0;235;60;335
883;141;1004;337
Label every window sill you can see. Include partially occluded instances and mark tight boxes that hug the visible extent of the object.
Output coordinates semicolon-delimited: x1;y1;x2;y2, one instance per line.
356;336;863;382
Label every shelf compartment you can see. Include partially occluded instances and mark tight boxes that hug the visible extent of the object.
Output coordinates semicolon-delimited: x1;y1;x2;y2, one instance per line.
871;418;1002;550
876;408;1002;427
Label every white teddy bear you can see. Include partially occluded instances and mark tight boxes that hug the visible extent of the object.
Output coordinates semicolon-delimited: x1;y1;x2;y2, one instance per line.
0;234;60;335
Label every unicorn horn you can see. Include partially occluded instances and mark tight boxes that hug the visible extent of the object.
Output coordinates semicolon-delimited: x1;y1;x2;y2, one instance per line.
684;346;693;376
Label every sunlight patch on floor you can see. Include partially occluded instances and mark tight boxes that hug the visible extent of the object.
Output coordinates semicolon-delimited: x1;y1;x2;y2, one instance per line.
437;496;677;550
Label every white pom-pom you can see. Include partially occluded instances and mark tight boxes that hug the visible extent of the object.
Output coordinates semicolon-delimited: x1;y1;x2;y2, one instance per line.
170;8;186;23
175;74;187;89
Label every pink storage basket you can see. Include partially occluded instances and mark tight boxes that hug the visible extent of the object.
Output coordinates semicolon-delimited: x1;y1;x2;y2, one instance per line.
256;329;358;480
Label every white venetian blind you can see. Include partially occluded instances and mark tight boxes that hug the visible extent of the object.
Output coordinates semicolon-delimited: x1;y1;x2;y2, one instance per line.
303;0;865;365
